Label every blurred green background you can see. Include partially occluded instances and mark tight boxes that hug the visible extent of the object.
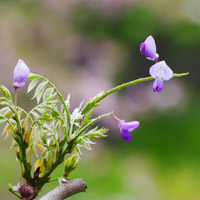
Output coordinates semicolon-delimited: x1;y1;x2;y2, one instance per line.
0;0;199;199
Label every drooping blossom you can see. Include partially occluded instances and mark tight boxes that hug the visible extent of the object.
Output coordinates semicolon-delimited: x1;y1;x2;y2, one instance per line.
13;59;30;89
149;61;173;92
118;120;140;142
140;35;159;61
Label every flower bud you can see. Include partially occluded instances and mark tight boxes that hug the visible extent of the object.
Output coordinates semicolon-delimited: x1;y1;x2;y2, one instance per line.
63;154;79;178
13;59;30;89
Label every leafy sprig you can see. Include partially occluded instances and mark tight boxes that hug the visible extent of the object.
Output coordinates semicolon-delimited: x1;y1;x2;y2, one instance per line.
0;70;188;199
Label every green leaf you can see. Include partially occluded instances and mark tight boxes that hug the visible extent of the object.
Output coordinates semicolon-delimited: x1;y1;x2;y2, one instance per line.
45;100;58;105
0;118;6;124
28;78;40;93
37;104;54;113
50;109;61;119
33;81;48;103
31;111;40;119
36;107;47;115
38;114;53;121
83;127;108;139
0;107;9;115
0;85;12;101
75;146;82;155
28;73;41;80
74;112;112;139
63;154;79;178
0;114;10;125
46;93;57;102
93;103;100;107
78;137;94;151
43;88;55;102
0;107;12;118
82;109;94;126
0;97;8;103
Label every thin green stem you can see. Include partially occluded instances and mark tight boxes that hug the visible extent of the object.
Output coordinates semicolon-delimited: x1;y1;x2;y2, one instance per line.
18;107;33;124
15;88;17;110
0;114;15;133
19;160;24;177
24;101;53;143
8;190;22;199
40;76;70;125
12;109;32;181
52;134;60;154
173;72;189;77
26;121;38;146
19;137;32;181
74;112;113;140
82;73;189;114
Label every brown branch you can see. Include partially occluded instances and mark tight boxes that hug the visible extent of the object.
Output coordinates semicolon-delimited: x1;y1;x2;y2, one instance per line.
39;178;87;200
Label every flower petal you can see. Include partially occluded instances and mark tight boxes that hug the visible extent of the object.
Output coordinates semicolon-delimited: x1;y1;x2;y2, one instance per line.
118;121;140;132
140;35;159;61
152;78;164;92
120;129;132;142
13;59;30;89
149;61;173;80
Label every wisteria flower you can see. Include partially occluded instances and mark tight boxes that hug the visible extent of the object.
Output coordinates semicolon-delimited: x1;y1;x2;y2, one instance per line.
140;35;159;61
118;120;140;142
13;59;30;89
149;60;173;92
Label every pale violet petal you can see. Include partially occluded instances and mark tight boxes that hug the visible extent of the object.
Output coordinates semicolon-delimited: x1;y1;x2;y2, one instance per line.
119;121;140;132
13;59;30;88
140;35;159;61
149;61;173;80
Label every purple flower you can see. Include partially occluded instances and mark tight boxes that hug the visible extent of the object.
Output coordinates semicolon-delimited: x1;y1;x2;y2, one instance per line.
149;61;173;92
118;120;140;142
13;59;30;89
140;35;159;61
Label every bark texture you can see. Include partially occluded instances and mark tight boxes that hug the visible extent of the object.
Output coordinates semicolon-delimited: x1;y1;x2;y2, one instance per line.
39;178;87;200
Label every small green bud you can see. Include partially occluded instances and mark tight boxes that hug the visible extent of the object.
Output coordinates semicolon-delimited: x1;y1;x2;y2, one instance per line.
63;154;79;178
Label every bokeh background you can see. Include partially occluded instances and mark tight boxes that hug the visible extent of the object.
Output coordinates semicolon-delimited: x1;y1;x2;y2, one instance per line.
0;0;199;200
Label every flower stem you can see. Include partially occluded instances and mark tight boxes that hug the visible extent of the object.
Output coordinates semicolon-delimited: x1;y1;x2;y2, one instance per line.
100;73;189;102
15;88;17;110
82;72;189;114
74;112;113;140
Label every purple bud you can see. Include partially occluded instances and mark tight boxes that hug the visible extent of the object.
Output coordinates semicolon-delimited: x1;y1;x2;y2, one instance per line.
13;59;30;89
149;61;173;92
118;120;140;142
140;35;159;61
